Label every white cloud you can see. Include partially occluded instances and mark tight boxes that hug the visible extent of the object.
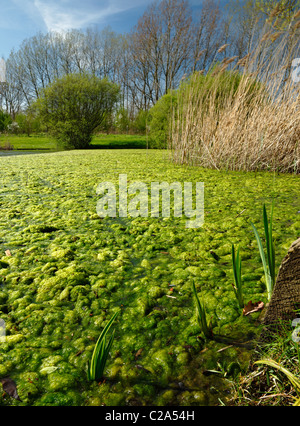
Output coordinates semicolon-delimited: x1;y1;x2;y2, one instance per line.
1;0;156;35
33;0;140;32
0;0;44;31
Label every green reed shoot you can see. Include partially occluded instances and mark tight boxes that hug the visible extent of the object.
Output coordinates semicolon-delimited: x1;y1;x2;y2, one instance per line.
232;244;244;309
87;310;120;382
263;203;276;289
192;281;212;339
251;203;275;301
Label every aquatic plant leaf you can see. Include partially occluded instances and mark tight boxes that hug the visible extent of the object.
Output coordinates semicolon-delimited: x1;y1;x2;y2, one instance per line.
263;202;276;287
232;244;244;308
87;310;120;381
251;221;273;301
192;281;212;339
40;366;59;374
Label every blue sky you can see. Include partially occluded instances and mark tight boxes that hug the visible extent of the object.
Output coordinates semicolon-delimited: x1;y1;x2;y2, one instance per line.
0;0;204;59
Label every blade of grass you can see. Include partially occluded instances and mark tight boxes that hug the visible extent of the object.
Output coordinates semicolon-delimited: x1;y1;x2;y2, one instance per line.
294;398;300;406
255;358;300;406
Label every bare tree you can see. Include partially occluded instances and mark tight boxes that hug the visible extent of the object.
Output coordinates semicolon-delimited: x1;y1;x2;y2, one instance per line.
129;0;194;108
192;0;224;71
4;0;295;119
160;0;193;92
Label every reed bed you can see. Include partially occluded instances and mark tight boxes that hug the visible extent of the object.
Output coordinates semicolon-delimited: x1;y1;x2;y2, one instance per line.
170;15;300;174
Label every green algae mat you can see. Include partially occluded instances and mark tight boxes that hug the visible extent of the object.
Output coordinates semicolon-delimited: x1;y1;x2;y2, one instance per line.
0;149;299;406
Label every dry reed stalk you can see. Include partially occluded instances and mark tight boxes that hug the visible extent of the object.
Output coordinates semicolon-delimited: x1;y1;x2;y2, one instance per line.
293;20;300;30
293;10;300;20
170;21;300;174
217;44;230;54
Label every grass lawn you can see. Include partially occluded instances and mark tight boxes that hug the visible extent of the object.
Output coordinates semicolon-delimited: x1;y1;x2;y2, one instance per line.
91;134;147;149
0;134;58;151
0;133;148;151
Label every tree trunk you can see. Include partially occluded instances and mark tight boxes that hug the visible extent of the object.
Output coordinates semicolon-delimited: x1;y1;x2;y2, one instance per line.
261;238;300;339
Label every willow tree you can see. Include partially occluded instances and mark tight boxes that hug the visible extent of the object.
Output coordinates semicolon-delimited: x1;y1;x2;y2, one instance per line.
33;73;120;149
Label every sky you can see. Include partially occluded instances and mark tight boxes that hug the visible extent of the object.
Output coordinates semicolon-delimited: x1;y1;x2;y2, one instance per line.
0;0;204;59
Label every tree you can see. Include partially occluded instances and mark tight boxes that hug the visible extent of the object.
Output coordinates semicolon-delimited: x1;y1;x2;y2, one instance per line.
256;0;300;29
226;0;263;60
192;0;228;72
129;0;194;108
15;111;42;136
0;110;12;132
33;73;120;149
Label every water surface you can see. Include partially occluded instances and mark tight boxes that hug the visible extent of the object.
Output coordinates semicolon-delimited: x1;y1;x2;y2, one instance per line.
0;151;47;157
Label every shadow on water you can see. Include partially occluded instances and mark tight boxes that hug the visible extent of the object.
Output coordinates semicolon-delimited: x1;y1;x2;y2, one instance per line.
212;334;255;350
0;150;50;157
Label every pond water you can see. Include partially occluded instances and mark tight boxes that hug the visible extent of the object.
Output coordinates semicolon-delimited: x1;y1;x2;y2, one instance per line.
0;151;48;157
0;149;299;406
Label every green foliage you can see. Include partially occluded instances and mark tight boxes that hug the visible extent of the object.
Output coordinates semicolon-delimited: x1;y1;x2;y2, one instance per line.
147;92;177;149
33;73;120;149
92;134;147;149
232;245;244;309
114;108;130;133
192;281;212;339
251;203;275;301
15;112;43;136
133;109;148;134
0;110;12;132
87;310;120;382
